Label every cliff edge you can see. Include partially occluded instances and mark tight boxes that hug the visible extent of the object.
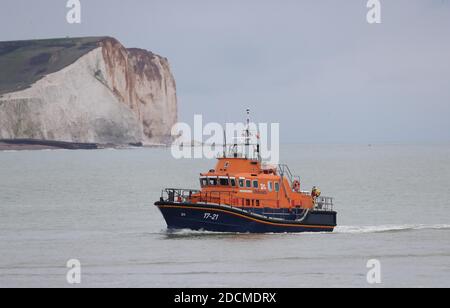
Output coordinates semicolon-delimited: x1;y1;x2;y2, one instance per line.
0;37;177;145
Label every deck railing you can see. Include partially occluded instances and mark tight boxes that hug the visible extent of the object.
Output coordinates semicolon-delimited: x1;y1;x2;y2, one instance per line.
161;188;200;203
161;189;234;206
161;188;335;212
277;164;294;183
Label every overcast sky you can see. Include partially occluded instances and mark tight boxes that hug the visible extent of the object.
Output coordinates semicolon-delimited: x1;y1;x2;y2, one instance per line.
1;0;449;143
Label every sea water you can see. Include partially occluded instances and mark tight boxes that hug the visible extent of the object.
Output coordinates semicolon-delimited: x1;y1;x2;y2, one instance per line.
0;144;449;287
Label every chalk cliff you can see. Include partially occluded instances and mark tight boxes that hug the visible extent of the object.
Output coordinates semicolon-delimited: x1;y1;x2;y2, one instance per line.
0;37;177;145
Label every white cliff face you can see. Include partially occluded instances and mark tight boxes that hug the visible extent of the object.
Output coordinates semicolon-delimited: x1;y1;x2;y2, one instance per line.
99;39;178;144
0;38;177;145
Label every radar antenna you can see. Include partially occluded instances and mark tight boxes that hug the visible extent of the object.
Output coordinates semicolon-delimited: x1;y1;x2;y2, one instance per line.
245;108;251;146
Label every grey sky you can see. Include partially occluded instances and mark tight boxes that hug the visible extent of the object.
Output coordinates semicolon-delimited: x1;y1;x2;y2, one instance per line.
1;0;449;143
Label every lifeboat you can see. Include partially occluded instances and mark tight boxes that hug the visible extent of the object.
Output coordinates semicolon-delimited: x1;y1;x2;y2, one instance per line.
155;113;337;233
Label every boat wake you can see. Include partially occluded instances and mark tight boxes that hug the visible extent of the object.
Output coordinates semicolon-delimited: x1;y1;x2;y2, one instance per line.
160;224;450;237
164;229;237;236
334;224;450;234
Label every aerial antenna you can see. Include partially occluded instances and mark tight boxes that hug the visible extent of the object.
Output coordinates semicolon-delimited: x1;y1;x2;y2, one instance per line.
256;128;261;163
223;126;227;158
245;108;250;146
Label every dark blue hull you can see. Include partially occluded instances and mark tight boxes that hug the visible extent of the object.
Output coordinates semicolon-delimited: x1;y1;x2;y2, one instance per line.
155;201;337;233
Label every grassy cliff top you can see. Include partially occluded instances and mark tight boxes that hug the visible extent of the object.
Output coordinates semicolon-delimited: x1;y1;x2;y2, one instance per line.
0;37;109;95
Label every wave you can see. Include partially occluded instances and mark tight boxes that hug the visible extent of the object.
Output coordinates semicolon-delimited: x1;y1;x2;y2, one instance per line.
164;229;238;236
159;225;450;237
334;224;450;234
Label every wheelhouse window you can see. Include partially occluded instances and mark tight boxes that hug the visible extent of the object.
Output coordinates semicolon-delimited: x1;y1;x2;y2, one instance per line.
230;178;236;187
200;178;208;187
253;180;258;189
208;178;218;186
219;178;229;186
246;180;251;188
268;181;273;192
275;182;280;192
239;179;245;187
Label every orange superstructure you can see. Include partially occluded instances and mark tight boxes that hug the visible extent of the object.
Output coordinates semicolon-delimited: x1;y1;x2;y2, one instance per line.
189;156;315;210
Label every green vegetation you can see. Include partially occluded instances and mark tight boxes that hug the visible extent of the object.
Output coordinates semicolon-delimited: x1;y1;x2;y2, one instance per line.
0;37;108;95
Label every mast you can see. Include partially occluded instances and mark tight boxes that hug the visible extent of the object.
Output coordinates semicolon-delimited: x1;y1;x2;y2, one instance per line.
244;108;251;159
223;126;227;158
244;108;261;161
245;108;250;146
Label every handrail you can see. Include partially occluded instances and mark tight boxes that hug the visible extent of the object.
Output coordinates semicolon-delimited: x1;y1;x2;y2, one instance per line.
277;164;294;183
161;188;200;202
161;188;234;206
277;164;301;186
198;190;234;206
161;188;335;212
161;188;280;210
